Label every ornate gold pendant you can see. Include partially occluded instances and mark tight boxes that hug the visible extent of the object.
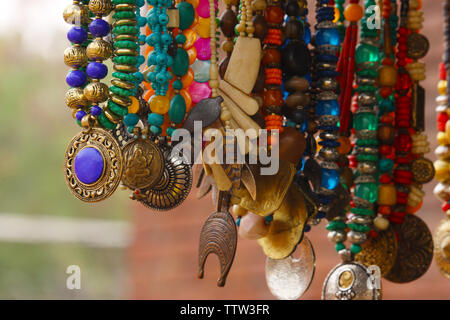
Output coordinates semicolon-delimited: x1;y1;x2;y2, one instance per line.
434;219;450;279
322;261;382;300
121;136;164;190
63;128;123;202
385;214;433;283
354;226;398;276
133;143;192;211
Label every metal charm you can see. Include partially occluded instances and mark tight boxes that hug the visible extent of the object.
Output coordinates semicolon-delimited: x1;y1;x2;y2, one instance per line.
265;237;315;300
322;261;382;300
63;128;123;202
198;191;237;287
411;157;435;184
407;33;429;60
434;219;450;279
121;137;164;190
354;226;398;276
134;143;192;211
385;214;434;283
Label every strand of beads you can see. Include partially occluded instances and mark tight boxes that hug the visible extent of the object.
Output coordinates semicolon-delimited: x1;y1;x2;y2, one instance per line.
64;0;92;126
347;0;380;255
334;0;346;41
374;0;397;231
312;0;341;229
218;0;239;78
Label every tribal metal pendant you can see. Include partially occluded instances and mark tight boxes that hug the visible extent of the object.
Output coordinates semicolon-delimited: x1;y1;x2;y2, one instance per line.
63;127;123;202
133;143;192;211
265;237;315;300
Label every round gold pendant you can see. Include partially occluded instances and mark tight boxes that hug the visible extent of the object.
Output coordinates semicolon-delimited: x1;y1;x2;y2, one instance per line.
354;226;398;276
385;214;433;283
63;128;123;202
121;137;164;190
322;262;382;300
265;237;315;300
134;144;192;211
434;219;450;279
411;157;435;184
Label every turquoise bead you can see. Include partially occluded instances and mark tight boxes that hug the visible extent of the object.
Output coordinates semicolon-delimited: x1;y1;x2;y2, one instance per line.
172;48;190;77
127;126;135;134
177;1;195;30
148;113;164;126
355;182;378;203
123;113;139;127
150;125;162;135
378;158;394;173
350;244;362;254
168;94;187;124
176;34;186;44
173;79;183;90
166;127;176;136
192;59;210;83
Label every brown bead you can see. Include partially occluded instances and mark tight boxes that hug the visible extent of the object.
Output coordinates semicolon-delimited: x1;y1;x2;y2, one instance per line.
377;124;395;143
251;0;267;12
219;56;230;79
285;92;310;108
262;48;281;66
264;6;284;25
340;167;354;188
378;184;397;206
220;9;238;38
283;19;303;39
337;135;352;154
279;127;306;165
252;14;268;41
285;76;309;92
378;64;397;87
252;66;266;93
263;88;284;107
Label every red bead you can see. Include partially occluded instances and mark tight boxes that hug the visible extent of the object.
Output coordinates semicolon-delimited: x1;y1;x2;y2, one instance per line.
394;133;412;152
379;174;392;184
442;202;450;211
438;112;448;132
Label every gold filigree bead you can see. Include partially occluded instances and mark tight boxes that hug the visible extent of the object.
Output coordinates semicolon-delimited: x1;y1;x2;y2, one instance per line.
84;82;110;103
88;0;113;16
87;39;113;61
64;46;88;68
66;87;89;109
63;4;89;25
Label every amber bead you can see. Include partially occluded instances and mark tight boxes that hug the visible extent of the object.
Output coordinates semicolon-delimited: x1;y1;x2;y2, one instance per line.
337;136;352;154
149;95;170;114
252;14;268;41
220;9;238;38
344;3;364;22
378;184;397;206
279;127;306;165
264;6;284;25
263;89;284;107
262;48;281;66
377;124;395;143
252;66;266;93
286;92;310;108
378;65;397;87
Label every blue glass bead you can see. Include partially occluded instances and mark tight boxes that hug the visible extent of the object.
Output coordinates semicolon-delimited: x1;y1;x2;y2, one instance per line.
66;70;87;87
148;113;165;126
150;125;162;135
134;72;144;83
89;19;110;38
86;62;108;79
138;34;146;44
74;147;104;184
321;168;339;190
147;33;160;46
147;10;158;25
67;27;88;44
76;110;87;121
315;28;340;46
173;79;183;90
316;99;339;116
123;113;139;127
265;215;274;223
90;105;102;116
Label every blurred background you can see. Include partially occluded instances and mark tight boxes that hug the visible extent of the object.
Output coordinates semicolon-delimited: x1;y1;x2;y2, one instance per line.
0;0;448;299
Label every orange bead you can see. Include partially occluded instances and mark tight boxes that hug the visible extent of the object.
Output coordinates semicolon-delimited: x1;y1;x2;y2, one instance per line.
183;29;197;49
337;136;352;155
128;96;140;114
187;47;197;65
144;89;154;102
145;25;151;36
196;18;210;39
344;3;364;22
406;200;423;214
182;68;194;88
149;95;170;114
333;7;340;23
145;45;152;58
180;89;192;112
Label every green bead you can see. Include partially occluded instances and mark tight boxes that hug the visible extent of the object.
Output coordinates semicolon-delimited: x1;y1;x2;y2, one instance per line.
379;158;394;172
355;182;378;203
350;244;362;254
176;34;186;44
172;48;189;77
148;113;164;126
177;1;195;30
123;113;139;127
166;127;175;137
168;94;187;124
335;242;346;252
150;125;162;135
173;79;183;90
98;113;116;130
355;43;380;70
353;112;377;131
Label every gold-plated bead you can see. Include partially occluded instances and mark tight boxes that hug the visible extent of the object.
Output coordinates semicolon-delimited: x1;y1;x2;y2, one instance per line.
88;0;113;16
111;93;132;107
63;4;89;25
81;114;97;128
103;107;122;124
66;88;89;109
111;78;136;91
113;64;138;73
113;19;138;27
84;82;110;103
114;4;137;11
86;39;113;61
64;46;88;68
114;48;139;56
114;34;139;42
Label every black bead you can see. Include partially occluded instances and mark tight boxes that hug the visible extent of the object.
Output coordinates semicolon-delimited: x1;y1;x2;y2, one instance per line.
285;0;300;17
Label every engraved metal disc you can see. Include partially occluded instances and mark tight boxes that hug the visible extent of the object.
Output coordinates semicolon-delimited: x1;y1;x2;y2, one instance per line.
406;33;429;60
121;138;164;190
434;219;450;279
322;262;382;300
137;144;192;211
63;128;123;202
385;215;434;283
265;237;315;300
354;226;398;276
411;157;435;184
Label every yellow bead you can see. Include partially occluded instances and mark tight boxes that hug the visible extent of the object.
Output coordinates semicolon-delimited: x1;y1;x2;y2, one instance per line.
149;95;170;114
333;7;340;23
437;132;448;145
344;3;364;22
435;159;450;182
438;80;447;95
128;96;140;114
378;65;397;87
378;184;397;206
195;18;211;39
